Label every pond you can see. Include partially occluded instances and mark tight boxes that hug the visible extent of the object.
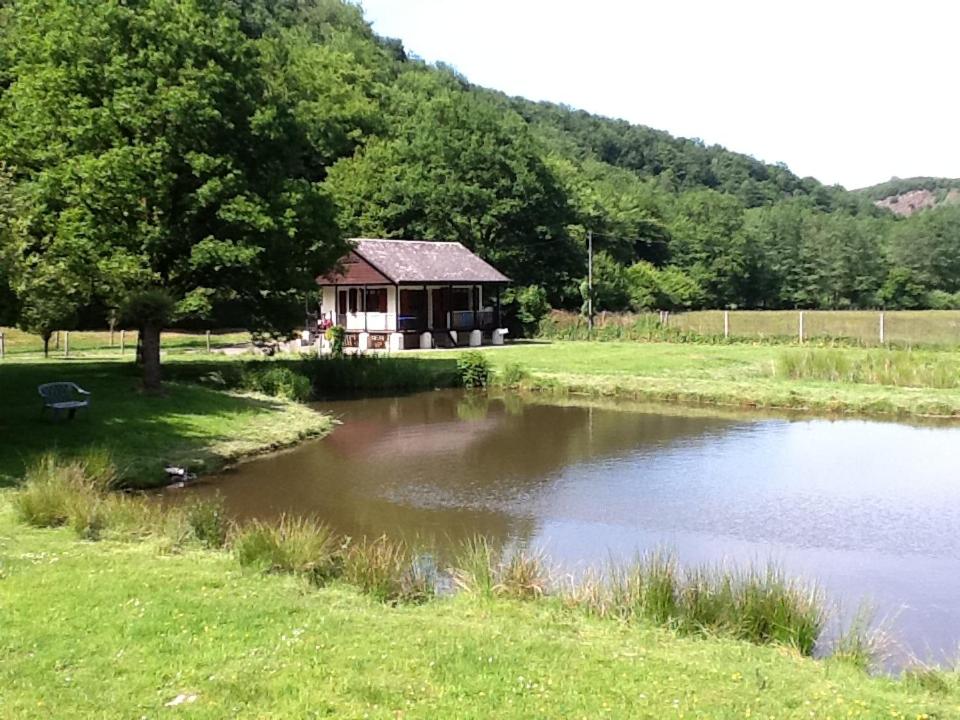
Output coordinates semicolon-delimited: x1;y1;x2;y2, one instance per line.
185;390;960;665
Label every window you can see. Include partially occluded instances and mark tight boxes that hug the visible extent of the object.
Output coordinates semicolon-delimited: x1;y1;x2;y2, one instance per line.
348;288;358;313
450;288;471;312
365;288;388;313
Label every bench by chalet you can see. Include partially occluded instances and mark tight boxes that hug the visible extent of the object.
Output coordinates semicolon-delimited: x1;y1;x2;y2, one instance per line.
38;382;91;420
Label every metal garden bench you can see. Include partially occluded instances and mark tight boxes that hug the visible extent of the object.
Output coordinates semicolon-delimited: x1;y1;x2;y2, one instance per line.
38;382;91;420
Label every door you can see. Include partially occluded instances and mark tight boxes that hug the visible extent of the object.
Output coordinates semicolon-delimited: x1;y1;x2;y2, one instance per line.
431;288;448;329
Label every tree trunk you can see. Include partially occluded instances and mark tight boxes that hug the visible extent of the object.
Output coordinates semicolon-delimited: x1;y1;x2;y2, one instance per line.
42;332;50;358
141;322;162;391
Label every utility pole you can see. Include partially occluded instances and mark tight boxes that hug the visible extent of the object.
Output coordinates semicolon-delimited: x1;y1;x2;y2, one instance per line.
587;229;593;336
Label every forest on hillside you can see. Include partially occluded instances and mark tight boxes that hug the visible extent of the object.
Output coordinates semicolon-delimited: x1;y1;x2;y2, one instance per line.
2;0;960;347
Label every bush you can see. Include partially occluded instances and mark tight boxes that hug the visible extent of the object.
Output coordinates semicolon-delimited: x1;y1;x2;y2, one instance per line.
503;285;550;337
325;324;346;358
457;351;492;389
241;366;313;401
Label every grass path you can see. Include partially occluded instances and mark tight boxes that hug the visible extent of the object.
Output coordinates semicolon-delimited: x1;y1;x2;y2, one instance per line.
0;503;955;719
474;342;960;418
0;360;331;486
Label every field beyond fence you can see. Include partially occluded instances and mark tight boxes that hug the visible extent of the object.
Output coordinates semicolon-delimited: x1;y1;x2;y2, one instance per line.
540;310;960;347
0;328;251;359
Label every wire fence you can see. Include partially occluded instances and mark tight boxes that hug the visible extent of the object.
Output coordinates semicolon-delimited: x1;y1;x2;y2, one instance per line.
0;328;252;359
541;310;960;347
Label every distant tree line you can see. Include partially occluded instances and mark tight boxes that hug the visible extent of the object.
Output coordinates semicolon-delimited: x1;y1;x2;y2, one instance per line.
2;0;960;386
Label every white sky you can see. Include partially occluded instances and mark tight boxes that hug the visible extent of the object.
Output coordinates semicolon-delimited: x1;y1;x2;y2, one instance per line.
358;0;960;189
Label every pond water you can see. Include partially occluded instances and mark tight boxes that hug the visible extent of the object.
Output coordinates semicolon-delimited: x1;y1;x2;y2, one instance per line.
186;390;960;665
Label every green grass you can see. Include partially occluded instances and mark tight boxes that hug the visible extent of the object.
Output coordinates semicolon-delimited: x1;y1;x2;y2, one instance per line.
0;359;332;487
0;500;956;719
459;341;960;419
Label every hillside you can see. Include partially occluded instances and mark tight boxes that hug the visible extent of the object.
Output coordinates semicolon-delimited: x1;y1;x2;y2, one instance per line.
2;0;960;328
857;177;960;217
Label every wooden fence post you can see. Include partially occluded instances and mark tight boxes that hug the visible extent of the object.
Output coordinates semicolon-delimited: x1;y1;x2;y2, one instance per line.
723;310;730;339
879;312;885;345
120;329;125;355
0;331;5;359
64;331;70;357
798;311;804;344
205;330;211;353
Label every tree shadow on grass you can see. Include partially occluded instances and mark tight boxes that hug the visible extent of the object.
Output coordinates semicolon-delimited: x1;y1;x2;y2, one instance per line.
0;360;301;487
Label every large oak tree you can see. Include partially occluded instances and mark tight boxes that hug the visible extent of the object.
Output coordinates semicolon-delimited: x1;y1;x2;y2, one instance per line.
0;0;353;388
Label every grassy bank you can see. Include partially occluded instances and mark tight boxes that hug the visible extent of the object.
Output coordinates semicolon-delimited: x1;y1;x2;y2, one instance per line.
1;495;956;719
0;360;332;487
472;342;960;419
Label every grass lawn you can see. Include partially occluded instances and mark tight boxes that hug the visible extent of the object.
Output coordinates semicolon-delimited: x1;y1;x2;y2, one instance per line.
0;358;331;486
0;503;955;720
470;341;960;419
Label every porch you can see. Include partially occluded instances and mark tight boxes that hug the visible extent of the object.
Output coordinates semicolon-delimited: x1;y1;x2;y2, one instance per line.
317;283;506;350
315;239;511;351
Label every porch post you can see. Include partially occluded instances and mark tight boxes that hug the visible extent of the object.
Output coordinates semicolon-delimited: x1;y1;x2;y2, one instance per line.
333;283;337;324
395;284;400;332
447;283;452;330
363;284;367;332
496;285;501;327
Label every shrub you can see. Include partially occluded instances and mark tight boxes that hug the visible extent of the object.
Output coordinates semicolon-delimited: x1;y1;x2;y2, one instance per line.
503;285;550;337
241;366;313;401
184;497;228;549
343;536;434;605
325;324;346;358
457;351;492;389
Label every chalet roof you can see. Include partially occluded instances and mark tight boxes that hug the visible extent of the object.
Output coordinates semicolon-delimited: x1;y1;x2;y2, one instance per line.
348;238;510;284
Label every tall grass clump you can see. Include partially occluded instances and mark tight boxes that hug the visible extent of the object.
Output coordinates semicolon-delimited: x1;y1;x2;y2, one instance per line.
829;603;892;670
452;536;497;598
493;547;551;600
498;362;529;387
777;348;960;389
233;515;341;582
569;556;825;655
452;538;549;601
343;536;434;604
13;451;118;532
605;551;680;624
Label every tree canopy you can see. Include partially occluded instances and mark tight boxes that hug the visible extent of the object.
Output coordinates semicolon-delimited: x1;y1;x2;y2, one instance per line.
2;0;960;368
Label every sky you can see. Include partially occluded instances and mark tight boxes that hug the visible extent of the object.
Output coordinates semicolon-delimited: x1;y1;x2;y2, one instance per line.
358;0;959;189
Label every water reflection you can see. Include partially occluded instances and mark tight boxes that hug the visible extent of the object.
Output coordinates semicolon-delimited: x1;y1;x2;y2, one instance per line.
187;390;960;665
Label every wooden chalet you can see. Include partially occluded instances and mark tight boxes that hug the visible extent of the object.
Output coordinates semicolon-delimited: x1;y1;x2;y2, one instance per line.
316;239;510;351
